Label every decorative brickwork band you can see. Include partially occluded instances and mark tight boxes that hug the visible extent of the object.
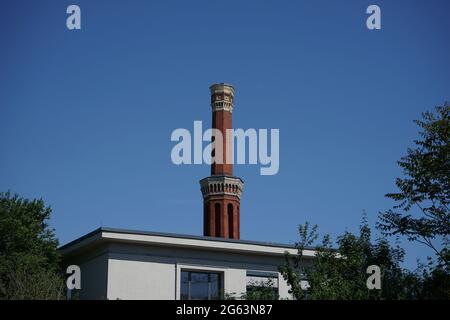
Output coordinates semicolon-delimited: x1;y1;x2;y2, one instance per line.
200;176;244;200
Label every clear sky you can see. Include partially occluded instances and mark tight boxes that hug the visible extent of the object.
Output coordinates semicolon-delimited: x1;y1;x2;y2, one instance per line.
1;0;449;269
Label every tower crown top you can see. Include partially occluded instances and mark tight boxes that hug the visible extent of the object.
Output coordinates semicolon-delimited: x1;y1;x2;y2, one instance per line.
209;83;235;96
210;83;235;113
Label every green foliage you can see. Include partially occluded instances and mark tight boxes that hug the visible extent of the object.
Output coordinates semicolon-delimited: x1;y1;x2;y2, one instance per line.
279;222;317;300
281;217;450;299
378;104;450;267
0;191;64;299
280;217;422;300
408;259;450;299
419;266;450;299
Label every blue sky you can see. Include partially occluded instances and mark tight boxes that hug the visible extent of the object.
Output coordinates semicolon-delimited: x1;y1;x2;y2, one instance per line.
0;0;449;269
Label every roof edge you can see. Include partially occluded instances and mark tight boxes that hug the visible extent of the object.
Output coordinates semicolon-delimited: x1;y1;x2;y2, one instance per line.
58;226;317;252
58;227;103;251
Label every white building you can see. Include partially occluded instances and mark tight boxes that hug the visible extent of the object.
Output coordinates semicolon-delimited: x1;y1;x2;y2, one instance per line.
60;227;314;300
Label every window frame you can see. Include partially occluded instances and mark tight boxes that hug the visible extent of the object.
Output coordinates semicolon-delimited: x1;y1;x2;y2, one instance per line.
180;269;224;300
245;271;280;299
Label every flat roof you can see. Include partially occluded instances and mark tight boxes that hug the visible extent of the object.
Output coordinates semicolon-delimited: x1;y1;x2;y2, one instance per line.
59;227;317;255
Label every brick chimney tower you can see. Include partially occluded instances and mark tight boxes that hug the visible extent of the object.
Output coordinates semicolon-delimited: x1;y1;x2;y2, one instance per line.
200;83;244;239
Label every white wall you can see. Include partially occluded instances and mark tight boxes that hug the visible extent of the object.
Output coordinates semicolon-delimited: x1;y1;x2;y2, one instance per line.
107;255;176;300
77;252;108;300
278;274;293;299
104;245;295;300
224;268;247;297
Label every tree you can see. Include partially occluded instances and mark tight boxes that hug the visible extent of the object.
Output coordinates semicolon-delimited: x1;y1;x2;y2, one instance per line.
412;259;450;299
378;104;449;268
278;222;317;300
280;218;414;299
0;192;65;299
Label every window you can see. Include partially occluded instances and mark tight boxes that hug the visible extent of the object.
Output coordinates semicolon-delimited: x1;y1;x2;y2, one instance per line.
246;271;279;300
227;203;234;236
203;203;210;235
180;270;222;300
215;203;221;235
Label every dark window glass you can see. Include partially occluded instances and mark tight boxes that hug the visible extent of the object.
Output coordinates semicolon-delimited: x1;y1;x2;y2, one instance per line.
209;273;221;299
180;271;222;300
227;203;233;236
190;272;209;300
180;270;189;300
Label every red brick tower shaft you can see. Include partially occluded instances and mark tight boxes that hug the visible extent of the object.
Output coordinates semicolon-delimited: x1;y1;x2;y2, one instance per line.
211;113;232;175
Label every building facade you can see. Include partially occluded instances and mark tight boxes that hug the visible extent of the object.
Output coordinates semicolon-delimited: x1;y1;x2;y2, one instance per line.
60;227;314;300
